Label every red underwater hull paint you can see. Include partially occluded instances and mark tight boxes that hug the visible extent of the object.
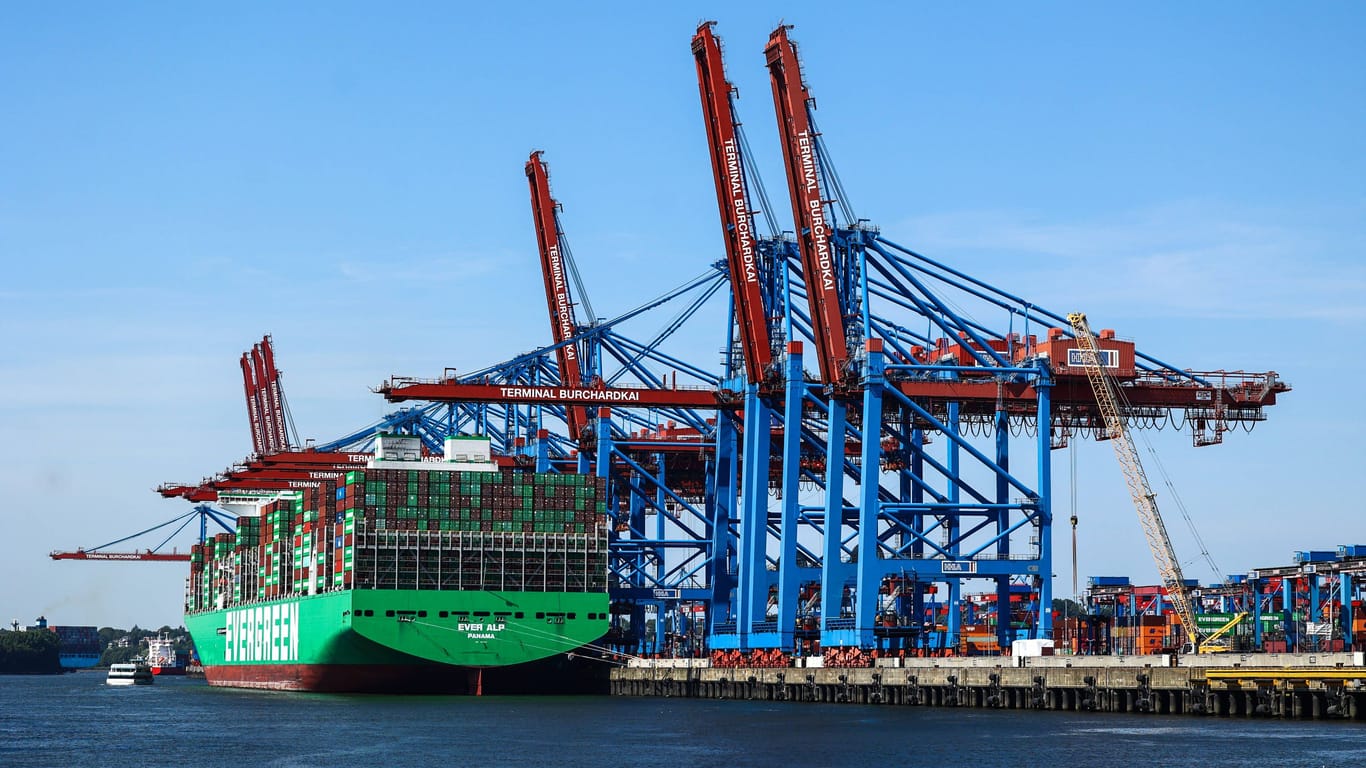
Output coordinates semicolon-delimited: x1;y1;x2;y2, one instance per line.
203;663;472;693
202;653;609;695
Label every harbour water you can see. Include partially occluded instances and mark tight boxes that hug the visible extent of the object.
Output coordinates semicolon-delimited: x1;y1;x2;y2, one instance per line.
2;671;1363;767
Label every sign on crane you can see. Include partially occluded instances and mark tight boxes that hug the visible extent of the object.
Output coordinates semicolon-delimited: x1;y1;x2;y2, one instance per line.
1067;312;1203;652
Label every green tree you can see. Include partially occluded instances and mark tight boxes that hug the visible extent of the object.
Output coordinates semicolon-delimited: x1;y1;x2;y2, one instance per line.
0;630;62;674
97;644;139;667
1052;598;1088;618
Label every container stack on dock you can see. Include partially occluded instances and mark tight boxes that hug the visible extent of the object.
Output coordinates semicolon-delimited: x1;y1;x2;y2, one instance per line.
1109;615;1176;656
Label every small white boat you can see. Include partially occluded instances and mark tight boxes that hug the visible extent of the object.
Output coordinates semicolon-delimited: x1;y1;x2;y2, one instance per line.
106;662;154;686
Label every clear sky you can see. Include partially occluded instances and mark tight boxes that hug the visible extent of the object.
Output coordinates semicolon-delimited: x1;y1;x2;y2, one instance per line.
2;3;1362;630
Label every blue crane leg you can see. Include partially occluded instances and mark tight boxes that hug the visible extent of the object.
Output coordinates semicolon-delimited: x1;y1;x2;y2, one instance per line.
854;341;885;648
995;407;1013;650
945;401;961;653
736;385;771;649
1035;365;1054;640
820;398;849;648
777;346;806;651
1342;575;1354;652
709;414;737;642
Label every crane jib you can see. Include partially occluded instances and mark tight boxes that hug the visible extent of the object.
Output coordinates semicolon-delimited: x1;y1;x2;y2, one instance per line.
767;25;847;382
526;151;587;436
694;21;772;384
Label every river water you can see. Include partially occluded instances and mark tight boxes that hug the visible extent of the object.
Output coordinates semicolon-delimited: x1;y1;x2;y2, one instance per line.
2;672;1363;767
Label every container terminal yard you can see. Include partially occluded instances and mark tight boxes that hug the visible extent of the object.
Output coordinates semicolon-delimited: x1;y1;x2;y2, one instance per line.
51;22;1364;717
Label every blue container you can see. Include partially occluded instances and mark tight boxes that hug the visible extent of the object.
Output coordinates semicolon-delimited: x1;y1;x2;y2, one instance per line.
1293;550;1337;564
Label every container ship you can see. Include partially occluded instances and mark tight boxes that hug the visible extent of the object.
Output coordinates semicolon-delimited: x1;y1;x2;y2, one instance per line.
28;619;101;671
183;434;611;693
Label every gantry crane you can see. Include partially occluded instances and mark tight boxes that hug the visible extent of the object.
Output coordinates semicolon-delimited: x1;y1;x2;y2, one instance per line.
140;24;1293;662
1067;311;1201;651
377;24;1287;660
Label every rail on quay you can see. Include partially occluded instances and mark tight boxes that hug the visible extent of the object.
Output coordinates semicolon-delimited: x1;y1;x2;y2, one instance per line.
610;653;1366;721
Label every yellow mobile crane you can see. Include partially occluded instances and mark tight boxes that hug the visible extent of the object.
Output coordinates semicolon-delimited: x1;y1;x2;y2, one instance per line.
1199;612;1248;653
1067;312;1203;653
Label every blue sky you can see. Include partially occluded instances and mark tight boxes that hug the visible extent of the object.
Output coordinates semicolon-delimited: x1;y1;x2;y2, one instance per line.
2;3;1362;629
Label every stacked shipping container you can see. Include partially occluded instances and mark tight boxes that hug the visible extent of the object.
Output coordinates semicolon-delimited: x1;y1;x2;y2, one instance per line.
186;468;609;614
1108;615;1176;655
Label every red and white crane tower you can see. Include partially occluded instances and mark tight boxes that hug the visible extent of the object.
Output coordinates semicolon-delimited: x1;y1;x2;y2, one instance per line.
241;336;293;455
765;25;852;386
526;152;592;441
694;22;777;387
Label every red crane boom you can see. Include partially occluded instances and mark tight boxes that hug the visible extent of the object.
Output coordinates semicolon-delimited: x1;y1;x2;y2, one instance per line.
50;550;189;562
259;335;290;452
693;21;773;385
240;353;267;455
765;24;849;385
526;151;589;439
380;378;735;409
250;343;280;454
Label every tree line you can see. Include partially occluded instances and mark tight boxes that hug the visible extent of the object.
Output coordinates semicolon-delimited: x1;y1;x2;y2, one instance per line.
0;630;62;674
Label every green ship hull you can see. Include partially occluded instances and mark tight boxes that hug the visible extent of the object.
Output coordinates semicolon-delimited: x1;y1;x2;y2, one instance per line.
186;588;609;692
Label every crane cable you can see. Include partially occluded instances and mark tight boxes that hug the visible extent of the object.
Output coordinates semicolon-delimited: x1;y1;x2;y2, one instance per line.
1133;429;1223;581
1070;438;1078;602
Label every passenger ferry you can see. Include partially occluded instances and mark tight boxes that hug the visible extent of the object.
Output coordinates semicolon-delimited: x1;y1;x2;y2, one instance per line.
106;662;154;686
